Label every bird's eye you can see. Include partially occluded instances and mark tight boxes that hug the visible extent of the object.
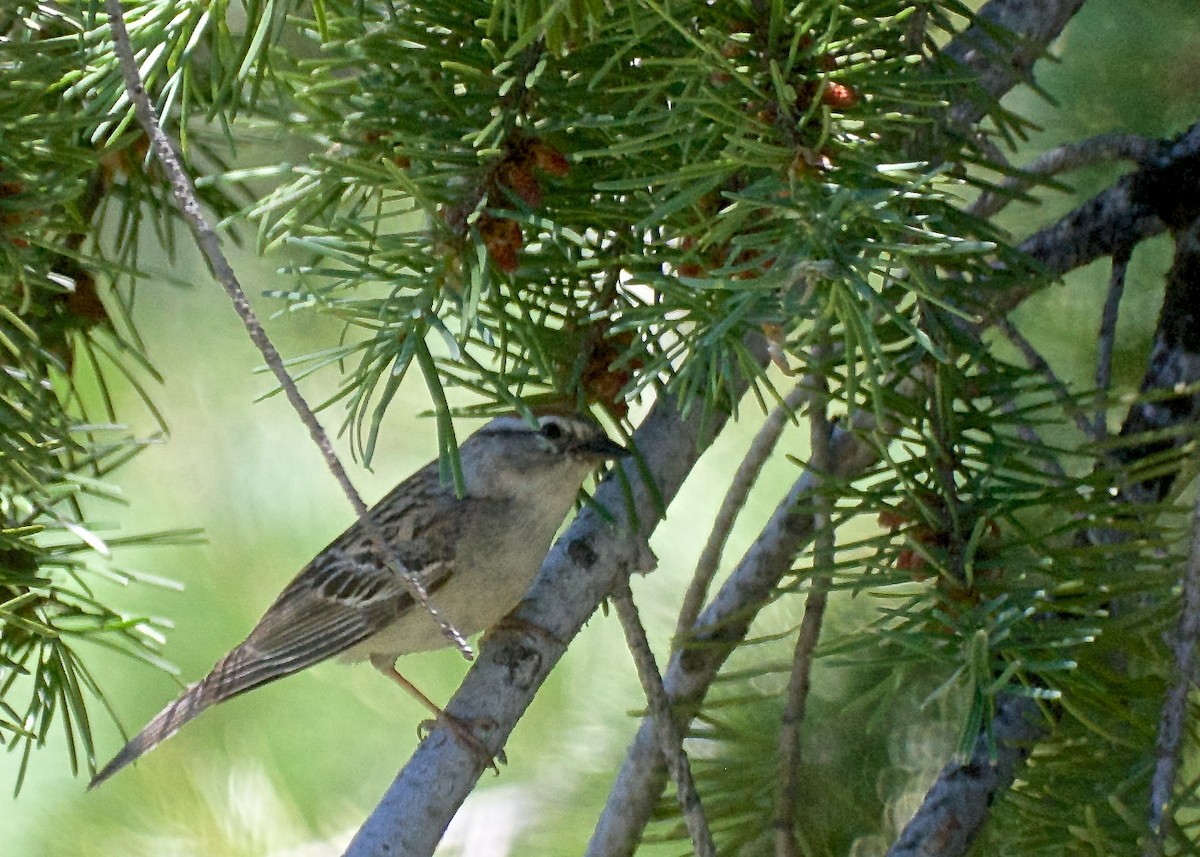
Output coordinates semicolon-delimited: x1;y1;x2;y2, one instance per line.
540;420;564;441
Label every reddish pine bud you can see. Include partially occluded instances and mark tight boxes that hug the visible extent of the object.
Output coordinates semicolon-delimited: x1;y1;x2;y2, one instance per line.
480;215;523;273
498;162;543;208
821;82;858;109
530;141;570;177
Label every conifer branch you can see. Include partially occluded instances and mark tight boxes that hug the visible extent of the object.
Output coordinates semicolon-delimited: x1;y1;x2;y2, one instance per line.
1148;482;1200;852
1003;118;1200;315
893;174;1200;857
885;695;1045;857
944;0;1089;128
102;0;469;656
968;133;1156;220
587;416;884;857
578;124;1200;852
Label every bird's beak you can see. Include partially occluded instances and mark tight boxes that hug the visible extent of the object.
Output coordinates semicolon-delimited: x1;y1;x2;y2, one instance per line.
580;435;629;460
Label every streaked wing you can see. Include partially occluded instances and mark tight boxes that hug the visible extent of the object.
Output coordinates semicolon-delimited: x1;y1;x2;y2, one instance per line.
90;554;441;788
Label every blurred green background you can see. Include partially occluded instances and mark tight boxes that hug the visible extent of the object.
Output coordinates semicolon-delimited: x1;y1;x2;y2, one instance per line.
4;1;1200;854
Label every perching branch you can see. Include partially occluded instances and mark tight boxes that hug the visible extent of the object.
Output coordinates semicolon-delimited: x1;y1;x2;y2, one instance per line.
102;0;468;657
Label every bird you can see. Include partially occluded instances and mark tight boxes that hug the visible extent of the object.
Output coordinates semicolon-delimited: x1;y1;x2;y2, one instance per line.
89;412;627;787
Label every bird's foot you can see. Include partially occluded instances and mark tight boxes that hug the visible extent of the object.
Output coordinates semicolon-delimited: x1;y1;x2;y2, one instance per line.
418;715;507;772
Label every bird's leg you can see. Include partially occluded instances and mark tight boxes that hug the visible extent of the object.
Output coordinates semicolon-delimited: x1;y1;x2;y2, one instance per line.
369;654;504;769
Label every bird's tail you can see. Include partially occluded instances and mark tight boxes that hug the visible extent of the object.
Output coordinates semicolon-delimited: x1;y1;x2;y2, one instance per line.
89;644;272;788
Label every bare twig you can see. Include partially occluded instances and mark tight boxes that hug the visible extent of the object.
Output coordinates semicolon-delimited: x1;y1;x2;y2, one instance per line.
970;133;1157;220
612;581;715;857
1094;247;1131;438
994;317;1097;440
1147;478;1200;852
774;355;835;857
102;0;467;654
1002;118;1200;318
675;384;807;643
587;417;884;857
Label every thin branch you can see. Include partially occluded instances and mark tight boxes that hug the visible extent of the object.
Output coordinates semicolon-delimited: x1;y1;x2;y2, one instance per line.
1147;484;1200;853
1094;247;1132;438
102;0;468;655
884;695;1045;857
586;416;884;857
894;193;1200;857
1003;117;1200;317
774;352;835;857
675;384;807;643
994;317;1097;440
969;133;1157;220
612;581;715;857
943;0;1089;129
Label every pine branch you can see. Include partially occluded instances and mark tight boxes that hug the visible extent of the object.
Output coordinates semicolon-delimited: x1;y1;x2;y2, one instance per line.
580;4;1100;852
102;0;470;657
885;695;1045;857
1002;117;1200;315
574;119;1200;852
891;144;1200;857
968;132;1157;220
943;0;1089;128
586;416;884;857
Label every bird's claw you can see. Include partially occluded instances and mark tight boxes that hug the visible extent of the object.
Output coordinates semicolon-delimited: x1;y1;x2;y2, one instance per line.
419;714;506;773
